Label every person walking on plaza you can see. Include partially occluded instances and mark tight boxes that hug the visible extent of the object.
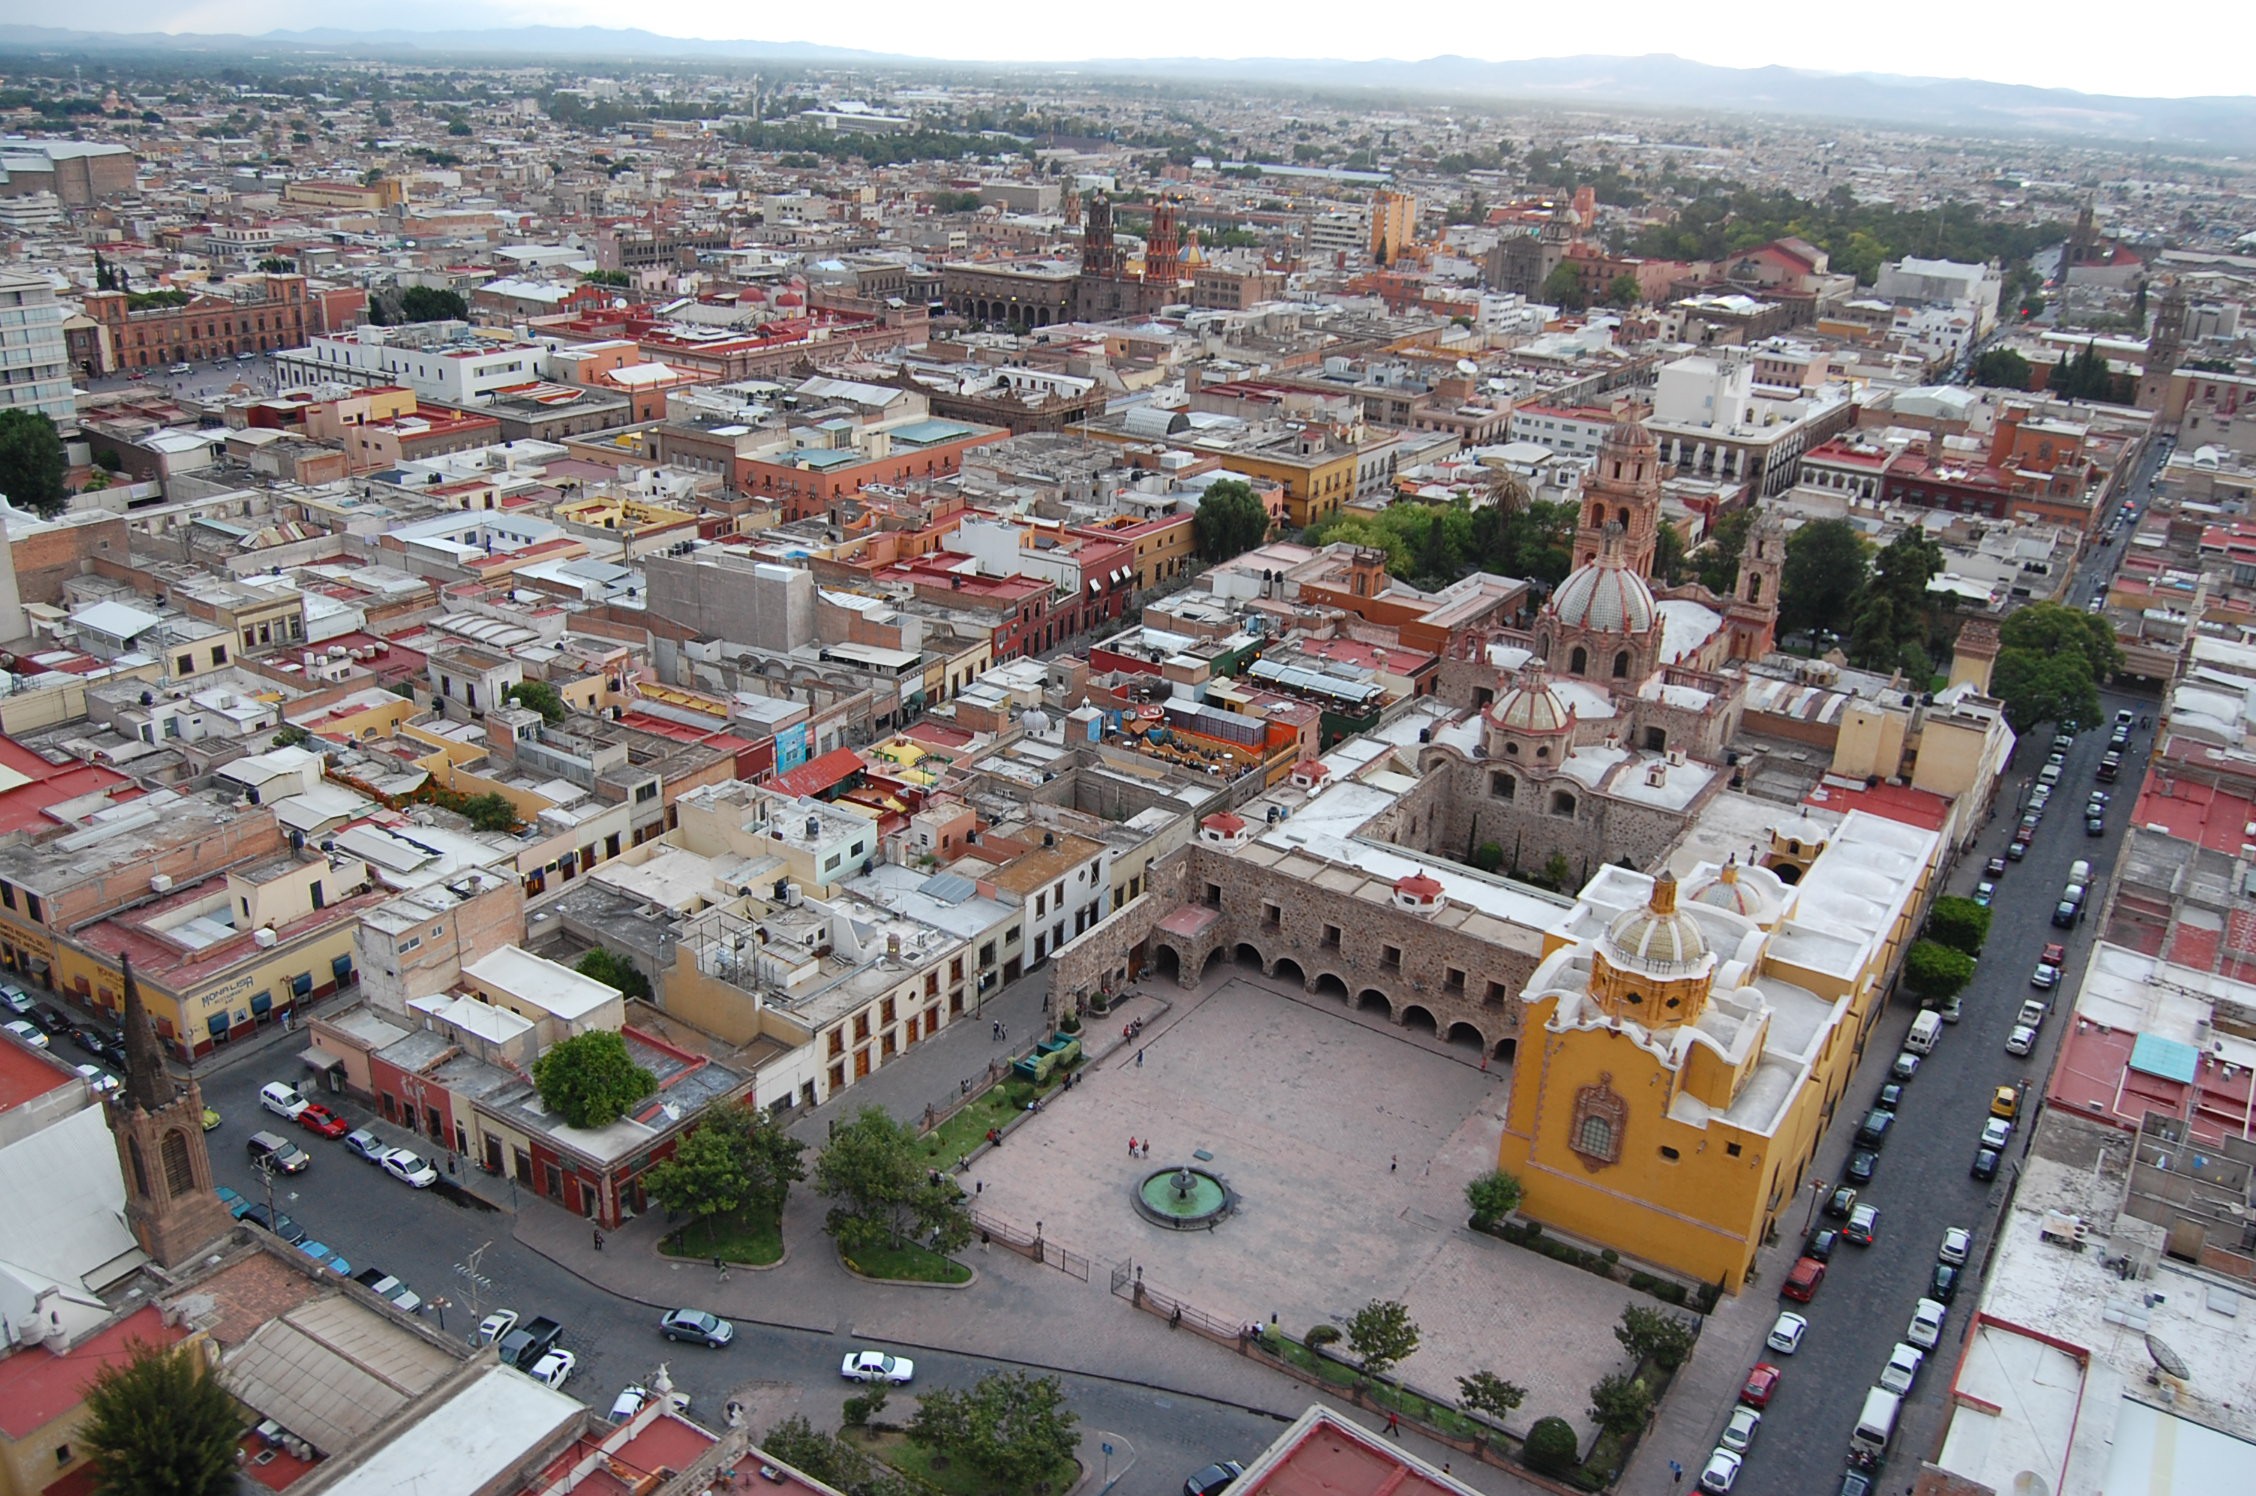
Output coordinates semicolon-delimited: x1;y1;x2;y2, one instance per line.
592;1228;604;1252
1384;1411;1400;1438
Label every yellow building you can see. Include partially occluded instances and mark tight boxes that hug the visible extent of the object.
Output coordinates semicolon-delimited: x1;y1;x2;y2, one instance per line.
1496;809;1938;1291
1370;188;1417;262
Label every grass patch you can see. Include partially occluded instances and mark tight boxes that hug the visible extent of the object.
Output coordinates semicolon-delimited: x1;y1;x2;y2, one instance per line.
842;1240;973;1285
1264;1337;1485;1441
663;1206;784;1266
844;1427;1074;1496
918;1074;1051;1165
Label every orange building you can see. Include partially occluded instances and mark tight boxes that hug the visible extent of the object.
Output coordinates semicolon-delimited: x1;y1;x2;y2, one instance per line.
81;273;311;374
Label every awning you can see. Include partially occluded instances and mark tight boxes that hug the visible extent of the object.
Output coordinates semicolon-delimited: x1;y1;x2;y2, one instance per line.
250;991;272;1016
300;1046;345;1074
289;974;313;997
331;955;353;979
206;1013;230;1037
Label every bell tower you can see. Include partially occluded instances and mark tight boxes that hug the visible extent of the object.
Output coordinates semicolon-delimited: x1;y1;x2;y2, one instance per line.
2137;279;2187;413
108;955;234;1269
1576;417;1663;577
1724;509;1786;661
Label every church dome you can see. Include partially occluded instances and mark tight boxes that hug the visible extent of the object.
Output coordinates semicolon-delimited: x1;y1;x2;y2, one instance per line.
1604;873;1708;969
1489;674;1573;735
1551;555;1657;635
1600;416;1658;454
1686;858;1766;918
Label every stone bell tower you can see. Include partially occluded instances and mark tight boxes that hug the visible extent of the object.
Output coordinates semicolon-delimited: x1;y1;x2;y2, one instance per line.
108;955;235;1269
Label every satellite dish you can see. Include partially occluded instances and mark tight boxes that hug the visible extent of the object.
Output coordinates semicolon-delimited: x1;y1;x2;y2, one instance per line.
2145;1332;2190;1381
1456;359;1479;376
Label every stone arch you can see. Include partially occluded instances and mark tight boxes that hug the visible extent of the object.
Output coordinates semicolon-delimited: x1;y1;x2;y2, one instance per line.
1270;956;1307;987
1494;1036;1519;1063
160;1128;195;1196
1569;645;1588;676
1150;944;1182;984
1446;1021;1487;1051
1774;863;1803;886
1401;1005;1439;1035
1313;971;1349;1001
1356;988;1393;1018
1233;943;1266;972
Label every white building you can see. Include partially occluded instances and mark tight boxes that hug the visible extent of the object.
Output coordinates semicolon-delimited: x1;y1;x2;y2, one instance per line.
280;323;543;405
0;270;77;426
1874;257;2004;335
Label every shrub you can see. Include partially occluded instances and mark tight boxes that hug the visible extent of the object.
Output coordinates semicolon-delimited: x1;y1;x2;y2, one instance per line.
841;1390;884;1428
1523;1416;1579;1476
1465;1169;1524;1229
1305;1323;1341;1349
1600;1248;1619;1264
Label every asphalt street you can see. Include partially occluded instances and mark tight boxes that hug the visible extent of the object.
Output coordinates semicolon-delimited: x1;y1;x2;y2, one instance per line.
1719;438;2163;1496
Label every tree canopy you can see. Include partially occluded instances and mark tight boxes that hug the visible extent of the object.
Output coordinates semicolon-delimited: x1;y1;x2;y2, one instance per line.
1903;940;1977;1002
1541;262;1588;312
0;410;69;518
505;679;567;724
2049;340;2128;403
813;1106;974;1255
532;1030;656;1129
1344;1298;1420;1384
1305;495;1576;590
1779;518;1870;641
574;947;651;1002
1849;529;1944;675
643;1104;805;1226
1926;896;1994;957
906;1371;1081;1493
1622;182;2065;286
1971;347;2032;391
81;1340;242;1496
1192;478;1271;563
1992;601;2122;731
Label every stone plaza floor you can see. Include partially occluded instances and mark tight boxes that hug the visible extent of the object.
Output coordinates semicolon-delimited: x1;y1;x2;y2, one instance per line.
969;967;1637;1440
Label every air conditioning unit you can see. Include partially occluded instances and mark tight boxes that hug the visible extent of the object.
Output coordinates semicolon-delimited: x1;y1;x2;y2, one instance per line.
150;873;174;893
253;928;277;948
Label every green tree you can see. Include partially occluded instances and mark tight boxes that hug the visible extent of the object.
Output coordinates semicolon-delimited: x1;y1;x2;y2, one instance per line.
2051;340;2115;401
80;1339;242;1496
1471;841;1504;874
906;1371;1080;1493
1999;601;2122;684
1971;347;2032;390
460;792;518;832
270;725;313;749
1541;261;1588;312
505;679;567;724
575;947;651;1002
1606;273;1642;307
1903;939;1976;1002
579;269;633;288
1991;648;2101;735
532;1030;657;1129
1344;1298;1420;1385
1193;478;1271;563
1465;1169;1523;1229
1926;895;1993;957
756;1416;918;1496
395;285;469;323
0;409;70;518
1779;518;1869;641
643;1115;755;1223
1541;851;1573;891
1522;1415;1579;1475
1588;1371;1654;1436
256;255;296;273
1693;507;1753;596
1456;1370;1527;1444
814;1106;974;1255
1614;1305;1696;1371
1652;521;1687;585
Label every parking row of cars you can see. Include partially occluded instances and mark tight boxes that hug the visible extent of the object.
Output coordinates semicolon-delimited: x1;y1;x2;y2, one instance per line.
255;1080;441;1186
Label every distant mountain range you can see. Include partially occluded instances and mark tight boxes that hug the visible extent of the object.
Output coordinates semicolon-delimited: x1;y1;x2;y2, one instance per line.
4;25;2252;149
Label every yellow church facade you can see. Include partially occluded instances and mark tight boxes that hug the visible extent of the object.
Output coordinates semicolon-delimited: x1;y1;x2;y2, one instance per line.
1495;809;1939;1292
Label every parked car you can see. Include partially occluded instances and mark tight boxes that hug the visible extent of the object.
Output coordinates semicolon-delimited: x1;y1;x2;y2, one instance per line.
297;1103;351;1139
1823;1185;1858;1220
246;1130;311;1174
2087;815;2106;837
2005;1026;2037;1058
1740;1363;1782;1408
841;1350;915;1384
3;1018;47;1049
201;1104;221;1131
1972;1146;2003;1181
2017;999;2048;1031
259;1082;310;1121
497;1317;564;1371
1721;1404;1761;1454
28;1003;71;1034
1766;1311;1808;1355
353;1269;421;1314
660;1308;733;1348
476;1310;520;1347
1185;1462;1246;1496
343;1128;388;1162
1981;1116;2015;1151
242;1205;306;1245
2042;941;2067;965
1845;1148;1879;1183
1855;1109;1895;1148
1802;1228;1840;1262
75;1063;120;1096
1931;1262;1961;1303
381;1148;439;1188
2031;962;2059;990
1874;1083;1904;1112
1940;1226;1973;1266
528;1349;577;1389
1700;1448;1743;1493
298;1240;352;1277
0;982;30;1017
1880;1342;1925;1395
1845;1203;1880;1246
2006;839;2029;861
1907;1297;1948;1350
1973;881;1995;906
1984;856;2008;877
213;1185;253;1219
1991;1086;2020;1120
1890;1050;1921;1082
69;1025;118;1062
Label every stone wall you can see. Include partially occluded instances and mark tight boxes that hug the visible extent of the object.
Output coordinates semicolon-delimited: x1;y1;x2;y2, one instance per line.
1427;754;1693;889
1048;851;1189;1003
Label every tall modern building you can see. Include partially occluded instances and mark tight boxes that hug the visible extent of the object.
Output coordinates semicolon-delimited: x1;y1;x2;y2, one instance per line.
0;270;76;427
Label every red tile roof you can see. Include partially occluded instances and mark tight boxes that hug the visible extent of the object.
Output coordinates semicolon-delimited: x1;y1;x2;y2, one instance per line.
770;747;867;801
0;1306;187;1439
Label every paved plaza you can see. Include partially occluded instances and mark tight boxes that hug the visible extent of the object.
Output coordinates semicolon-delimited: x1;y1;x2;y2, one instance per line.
969;969;1637;1440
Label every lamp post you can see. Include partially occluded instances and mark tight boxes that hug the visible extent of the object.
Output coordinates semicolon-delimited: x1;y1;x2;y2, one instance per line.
1801;1176;1829;1235
428;1296;449;1334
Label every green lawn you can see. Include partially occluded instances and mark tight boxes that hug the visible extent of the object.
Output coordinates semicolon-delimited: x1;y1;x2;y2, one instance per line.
1264;1337;1486;1442
917;1074;1047;1165
662;1207;784;1266
842;1240;973;1285
845;1427;1075;1496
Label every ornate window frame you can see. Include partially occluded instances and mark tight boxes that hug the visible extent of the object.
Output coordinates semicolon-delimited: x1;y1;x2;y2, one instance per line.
1568;1072;1628;1173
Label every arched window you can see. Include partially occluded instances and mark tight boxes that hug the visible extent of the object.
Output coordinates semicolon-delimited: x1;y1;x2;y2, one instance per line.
1491;771;1516;799
1575;1113;1614;1157
1569;646;1588;676
161;1129;195;1197
1747;573;1763;604
1588;502;1604;527
127;1135;150;1197
1618;507;1631;528
1613;651;1631;679
1551;790;1577;817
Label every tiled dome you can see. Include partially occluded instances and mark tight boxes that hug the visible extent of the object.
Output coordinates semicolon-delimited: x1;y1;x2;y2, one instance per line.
1551;555;1657;635
1489;675;1573;735
1687;858;1765;918
1604;873;1708;969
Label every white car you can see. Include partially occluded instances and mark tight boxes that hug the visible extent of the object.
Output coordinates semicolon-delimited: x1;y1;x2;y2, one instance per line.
1881;1341;1925;1395
528;1349;577;1389
1699;1446;1743;1492
1908;1297;1947;1350
260;1081;310;1121
76;1063;121;1096
1720;1404;1760;1454
607;1384;690;1423
1765;1311;1807;1355
1940;1226;1973;1266
5;1018;50;1049
476;1310;519;1347
381;1149;439;1188
841;1349;915;1384
2006;1025;2037;1057
1980;1117;2015;1151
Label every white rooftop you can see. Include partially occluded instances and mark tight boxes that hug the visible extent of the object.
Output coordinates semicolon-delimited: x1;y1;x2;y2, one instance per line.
312;1364;583;1496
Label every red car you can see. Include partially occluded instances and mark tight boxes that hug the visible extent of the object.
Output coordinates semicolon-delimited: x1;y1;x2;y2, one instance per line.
1741;1363;1782;1408
2042;942;2066;966
297;1103;351;1139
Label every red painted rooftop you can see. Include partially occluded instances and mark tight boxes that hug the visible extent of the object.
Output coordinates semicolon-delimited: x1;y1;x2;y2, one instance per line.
0;1306;187;1439
770;746;867;801
1803;777;1952;831
2128;775;2256;856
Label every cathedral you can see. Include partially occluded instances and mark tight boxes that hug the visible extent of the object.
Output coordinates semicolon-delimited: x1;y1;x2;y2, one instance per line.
1070;192;1197;323
1419;417;1785;885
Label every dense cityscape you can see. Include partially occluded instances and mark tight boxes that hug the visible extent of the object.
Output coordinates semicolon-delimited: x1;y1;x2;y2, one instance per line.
0;23;2252;1496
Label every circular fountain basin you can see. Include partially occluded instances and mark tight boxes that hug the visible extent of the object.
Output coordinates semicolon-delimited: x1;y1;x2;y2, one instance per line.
1134;1165;1233;1229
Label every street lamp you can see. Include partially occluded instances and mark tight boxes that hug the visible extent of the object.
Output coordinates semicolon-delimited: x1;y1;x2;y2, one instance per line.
1801;1176;1829;1235
428;1296;449;1334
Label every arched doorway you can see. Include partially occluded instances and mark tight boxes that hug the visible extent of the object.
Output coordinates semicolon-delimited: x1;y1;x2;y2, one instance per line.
1313;972;1349;1001
1271;956;1307;987
1150;945;1181;984
1494;1037;1518;1063
1401;1005;1439;1036
1234;943;1265;970
1356;988;1393;1018
1195;948;1224;984
1446;1021;1486;1052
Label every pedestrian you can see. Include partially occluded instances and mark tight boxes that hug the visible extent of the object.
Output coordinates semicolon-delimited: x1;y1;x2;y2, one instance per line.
1390;1154;1398;1173
975;1180;983;1194
1480;1053;1490;1074
1137;1048;1144;1067
1130;1136;1138;1156
592;1228;604;1252
1384;1411;1400;1438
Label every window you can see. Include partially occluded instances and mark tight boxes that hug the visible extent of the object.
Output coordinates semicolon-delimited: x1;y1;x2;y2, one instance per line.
160;1129;195;1195
1551;790;1577;817
1575;1114;1614;1157
1322;924;1341;949
1445;967;1466;993
1485;980;1510;1007
1569;646;1588;676
1726;1142;1743;1157
1491;770;1516;798
1381;944;1401;970
212;645;228;665
1658;1145;1681;1162
1612;651;1630;679
1203;882;1222;909
1264;902;1282;928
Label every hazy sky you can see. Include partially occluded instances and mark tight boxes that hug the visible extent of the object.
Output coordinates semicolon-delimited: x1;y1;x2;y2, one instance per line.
50;3;2236;101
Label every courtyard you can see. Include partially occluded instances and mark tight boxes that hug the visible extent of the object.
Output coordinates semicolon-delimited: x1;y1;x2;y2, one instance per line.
967;966;1639;1442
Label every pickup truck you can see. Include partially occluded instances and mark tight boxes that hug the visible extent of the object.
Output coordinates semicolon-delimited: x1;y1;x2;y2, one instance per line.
498;1316;565;1372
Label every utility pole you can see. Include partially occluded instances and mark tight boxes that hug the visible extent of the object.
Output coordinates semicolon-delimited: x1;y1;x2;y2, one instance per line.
458;1239;491;1337
256;1155;279;1230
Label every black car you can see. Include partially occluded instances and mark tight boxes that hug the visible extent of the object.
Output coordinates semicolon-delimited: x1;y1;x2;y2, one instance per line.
1931;1263;1961;1303
1972;1147;2002;1182
1846;1149;1880;1183
1803;1227;1840;1262
1838;1469;1877;1496
2087;816;2106;837
1824;1185;1859;1220
70;1025;118;1063
1856;1108;1895;1148
1874;1082;1904;1112
29;1003;71;1035
1185;1462;1245;1496
498;1315;566;1370
242;1205;307;1245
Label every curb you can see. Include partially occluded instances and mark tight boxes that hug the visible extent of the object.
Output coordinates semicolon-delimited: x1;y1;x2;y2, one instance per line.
838;1251;980;1291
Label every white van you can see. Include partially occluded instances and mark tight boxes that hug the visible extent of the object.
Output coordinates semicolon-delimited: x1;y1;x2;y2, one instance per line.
1850;1385;1902;1466
2069;860;2092;885
1907;1010;1944;1054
